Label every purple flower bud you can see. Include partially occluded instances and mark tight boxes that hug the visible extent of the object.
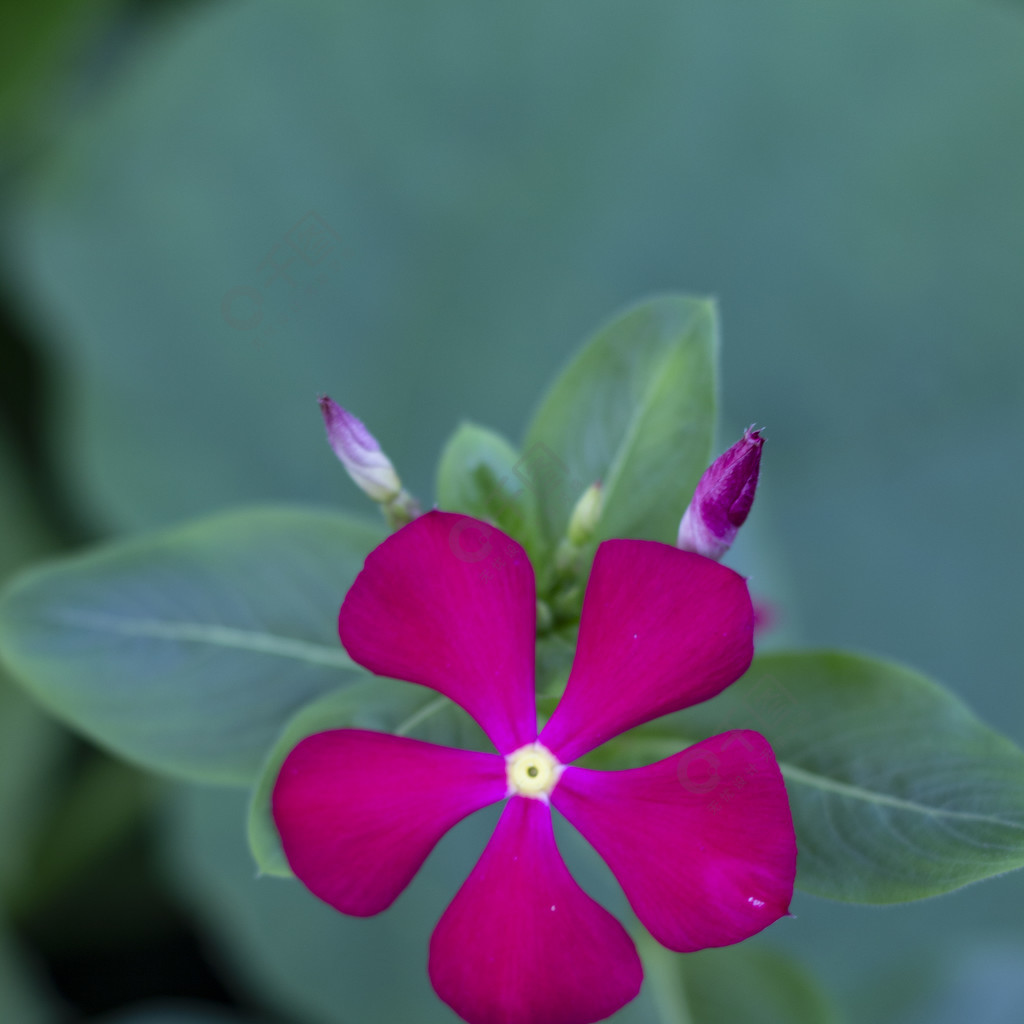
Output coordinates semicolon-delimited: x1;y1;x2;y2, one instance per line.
676;427;763;560
320;396;402;503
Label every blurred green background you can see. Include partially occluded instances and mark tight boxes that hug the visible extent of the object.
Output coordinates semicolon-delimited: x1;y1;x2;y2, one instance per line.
1;0;1022;1021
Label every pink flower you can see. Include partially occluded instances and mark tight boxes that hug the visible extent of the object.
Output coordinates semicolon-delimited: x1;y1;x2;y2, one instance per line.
273;511;796;1024
677;427;763;560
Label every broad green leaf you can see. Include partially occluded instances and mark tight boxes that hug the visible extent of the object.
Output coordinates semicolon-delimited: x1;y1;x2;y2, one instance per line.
522;296;716;548
435;422;545;561
632;651;1024;903
166;782;491;1024
249;678;485;877
0;506;382;785
639;936;841;1024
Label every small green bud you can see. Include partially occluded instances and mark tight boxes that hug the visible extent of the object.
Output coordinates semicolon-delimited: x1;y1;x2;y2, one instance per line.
566;482;603;547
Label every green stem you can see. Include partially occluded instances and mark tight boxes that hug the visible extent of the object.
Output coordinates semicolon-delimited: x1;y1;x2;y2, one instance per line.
637;930;694;1024
383;489;421;529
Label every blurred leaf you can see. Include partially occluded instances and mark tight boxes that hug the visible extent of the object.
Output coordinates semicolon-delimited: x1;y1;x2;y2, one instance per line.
0;924;59;1023
165;783;493;1024
684;945;841;1024
96;1002;267;1024
0;0;120;138
0;430;154;938
0;432;52;578
7;2;699;535
0;680;65;895
523;296;716;548
898;940;1024;1024
435;422;545;562
0;506;382;785
638;935;841;1024
13;755;153;915
684;943;839;1024
638;651;1024;903
248;678;485;877
0;430;67;897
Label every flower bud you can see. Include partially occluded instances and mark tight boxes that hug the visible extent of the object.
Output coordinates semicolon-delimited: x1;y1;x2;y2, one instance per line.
676;426;763;560
319;396;402;503
566;482;603;547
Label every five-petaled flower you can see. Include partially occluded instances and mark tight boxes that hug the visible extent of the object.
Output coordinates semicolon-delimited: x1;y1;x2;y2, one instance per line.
273;511;797;1024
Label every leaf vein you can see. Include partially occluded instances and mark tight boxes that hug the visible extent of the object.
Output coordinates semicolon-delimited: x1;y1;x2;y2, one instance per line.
781;762;1024;834
53;610;354;670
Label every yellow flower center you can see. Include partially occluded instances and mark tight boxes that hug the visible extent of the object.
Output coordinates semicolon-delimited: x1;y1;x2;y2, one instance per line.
506;743;563;800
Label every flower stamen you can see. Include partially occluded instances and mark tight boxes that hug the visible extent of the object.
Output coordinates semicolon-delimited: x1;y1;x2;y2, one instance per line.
506;743;563;800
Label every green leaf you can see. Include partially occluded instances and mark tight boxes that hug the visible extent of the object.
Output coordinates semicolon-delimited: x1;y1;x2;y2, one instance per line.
522;296;716;547
0;506;383;785
636;934;841;1024
434;422;545;560
248;678;486;877
640;651;1024;903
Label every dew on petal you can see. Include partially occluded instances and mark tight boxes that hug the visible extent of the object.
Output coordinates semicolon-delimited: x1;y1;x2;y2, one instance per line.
747;896;766;908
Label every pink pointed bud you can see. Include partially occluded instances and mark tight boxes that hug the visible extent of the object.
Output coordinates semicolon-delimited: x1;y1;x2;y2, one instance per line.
676;427;763;560
319;396;402;503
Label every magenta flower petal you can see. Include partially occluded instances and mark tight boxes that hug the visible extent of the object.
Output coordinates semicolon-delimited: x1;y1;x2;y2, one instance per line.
540;540;754;762
552;731;796;952
339;511;538;753
429;797;642;1024
273;729;507;916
